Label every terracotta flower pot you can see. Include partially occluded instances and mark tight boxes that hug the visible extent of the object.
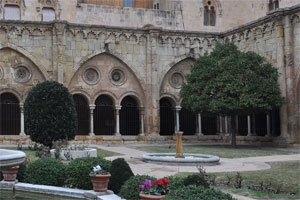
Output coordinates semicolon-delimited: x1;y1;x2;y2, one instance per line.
89;174;111;192
1;165;19;182
139;193;166;200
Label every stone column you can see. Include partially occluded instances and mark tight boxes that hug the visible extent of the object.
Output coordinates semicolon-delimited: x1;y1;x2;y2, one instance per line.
175;106;182;132
196;113;203;136
247;115;251;136
225;115;229;134
89;104;96;136
266;114;271;137
19;103;25;136
115;105;121;136
219;115;224;135
139;107;145;136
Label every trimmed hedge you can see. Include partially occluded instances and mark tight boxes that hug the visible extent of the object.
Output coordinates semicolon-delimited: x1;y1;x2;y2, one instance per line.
24;158;66;186
24;81;77;148
163;185;234;200
108;158;134;194
119;175;156;200
183;174;210;188
65;157;112;190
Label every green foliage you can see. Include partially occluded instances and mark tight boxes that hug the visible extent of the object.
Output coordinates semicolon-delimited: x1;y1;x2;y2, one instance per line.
24;81;77;148
180;43;284;115
183;174;210;188
24;158;66;186
165;176;185;191
119;175;156;200
163;185;235;200
16;162;27;182
65;157;111;190
108;158;134;194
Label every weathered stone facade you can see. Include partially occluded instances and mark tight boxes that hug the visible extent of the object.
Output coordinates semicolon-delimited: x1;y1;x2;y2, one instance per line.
0;1;299;146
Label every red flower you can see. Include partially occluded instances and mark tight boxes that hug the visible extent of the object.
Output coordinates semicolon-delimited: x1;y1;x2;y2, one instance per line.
152;182;156;186
157;179;163;185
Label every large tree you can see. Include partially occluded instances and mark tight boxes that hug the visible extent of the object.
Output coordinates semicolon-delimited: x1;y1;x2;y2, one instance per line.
180;43;284;147
24;81;77;148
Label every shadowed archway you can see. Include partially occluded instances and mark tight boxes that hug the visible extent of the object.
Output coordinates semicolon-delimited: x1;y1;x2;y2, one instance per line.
120;96;140;135
73;94;89;135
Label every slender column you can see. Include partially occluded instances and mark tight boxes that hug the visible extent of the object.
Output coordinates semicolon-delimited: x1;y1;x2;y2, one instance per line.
19;103;25;136
89;104;96;136
175;106;182;132
139;107;145;136
225;115;228;134
196;113;203;136
266;114;271;137
115;105;121;136
247;115;251;136
219;115;223;135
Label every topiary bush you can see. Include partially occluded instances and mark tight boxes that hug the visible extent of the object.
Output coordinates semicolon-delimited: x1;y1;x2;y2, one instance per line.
163;185;235;200
119;175;156;200
108;158;134;194
183;174;210;188
24;158;66;186
65;157;112;190
24;81;77;148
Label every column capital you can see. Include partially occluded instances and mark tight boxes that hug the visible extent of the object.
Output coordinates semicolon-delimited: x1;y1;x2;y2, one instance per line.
19;103;24;107
89;104;96;110
175;106;182;111
115;105;122;110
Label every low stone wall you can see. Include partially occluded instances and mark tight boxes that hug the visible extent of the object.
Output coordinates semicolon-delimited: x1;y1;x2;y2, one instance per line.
0;135;280;147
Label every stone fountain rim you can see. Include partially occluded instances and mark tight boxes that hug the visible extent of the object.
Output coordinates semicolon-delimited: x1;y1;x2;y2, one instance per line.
142;153;220;164
0;149;26;169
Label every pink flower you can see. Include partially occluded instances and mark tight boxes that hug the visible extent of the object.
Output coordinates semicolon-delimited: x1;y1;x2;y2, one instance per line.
139;184;145;190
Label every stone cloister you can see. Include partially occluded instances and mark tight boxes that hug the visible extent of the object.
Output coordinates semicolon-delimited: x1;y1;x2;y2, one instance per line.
0;5;299;146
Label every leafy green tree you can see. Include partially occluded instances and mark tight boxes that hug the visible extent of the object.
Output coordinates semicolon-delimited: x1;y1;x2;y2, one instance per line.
180;43;283;147
24;81;77;148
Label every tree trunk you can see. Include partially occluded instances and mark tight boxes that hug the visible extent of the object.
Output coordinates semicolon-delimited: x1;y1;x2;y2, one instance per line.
231;114;236;148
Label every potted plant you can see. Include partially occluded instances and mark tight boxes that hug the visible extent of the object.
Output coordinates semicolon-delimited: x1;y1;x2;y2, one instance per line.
139;178;170;200
1;165;19;182
89;165;111;192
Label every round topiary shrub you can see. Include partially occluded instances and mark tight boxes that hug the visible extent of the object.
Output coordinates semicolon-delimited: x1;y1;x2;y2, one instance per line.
183;174;210;188
65;157;112;190
163;185;234;200
108;158;134;194
24;158;66;186
24;81;77;148
119;175;156;200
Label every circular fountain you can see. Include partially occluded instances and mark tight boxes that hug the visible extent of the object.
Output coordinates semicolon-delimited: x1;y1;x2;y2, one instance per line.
0;149;26;170
142;132;220;166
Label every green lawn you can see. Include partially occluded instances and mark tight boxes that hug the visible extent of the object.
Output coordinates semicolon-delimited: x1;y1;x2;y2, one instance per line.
133;145;298;158
212;161;300;199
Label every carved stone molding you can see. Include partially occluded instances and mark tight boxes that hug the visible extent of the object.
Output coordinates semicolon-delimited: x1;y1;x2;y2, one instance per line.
83;67;100;85
110;68;126;86
0;67;3;80
13;65;31;83
169;72;184;89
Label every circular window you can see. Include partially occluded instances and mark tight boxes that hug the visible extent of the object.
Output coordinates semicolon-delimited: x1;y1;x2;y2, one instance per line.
0;67;3;80
14;66;31;83
46;0;52;6
110;69;126;86
169;72;184;89
83;67;100;85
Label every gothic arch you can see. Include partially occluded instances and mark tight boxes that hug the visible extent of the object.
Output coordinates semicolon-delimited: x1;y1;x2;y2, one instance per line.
119;92;143;107
93;91;118;105
70;90;92;105
0;88;22;102
0;43;48;80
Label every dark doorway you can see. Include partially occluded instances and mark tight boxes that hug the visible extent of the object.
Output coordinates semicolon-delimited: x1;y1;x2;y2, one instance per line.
73;94;89;135
120;96;139;135
95;95;115;135
238;115;248;136
271;109;281;137
180;107;196;135
202;114;217;135
159;98;175;135
255;113;267;136
0;93;20;135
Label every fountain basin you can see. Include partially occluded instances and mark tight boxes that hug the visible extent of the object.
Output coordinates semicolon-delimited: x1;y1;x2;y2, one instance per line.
0;149;26;170
142;153;220;166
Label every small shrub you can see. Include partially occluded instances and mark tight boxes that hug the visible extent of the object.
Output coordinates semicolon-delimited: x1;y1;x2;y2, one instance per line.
119;175;156;200
24;158;66;186
183;174;210;188
234;172;243;189
108;158;134;194
65;157;111;189
165;176;185;191
163;185;235;200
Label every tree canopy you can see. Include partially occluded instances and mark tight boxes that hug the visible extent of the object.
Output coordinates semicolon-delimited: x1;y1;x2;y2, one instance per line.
180;43;284;116
24;81;77;148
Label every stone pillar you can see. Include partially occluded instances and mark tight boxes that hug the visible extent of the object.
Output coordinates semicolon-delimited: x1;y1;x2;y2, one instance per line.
219;115;224;135
89;104;96;136
266;114;271;137
175;131;184;158
139;107;145;136
19;103;25;136
196;113;203;136
247;115;251;136
225;115;229;134
115;105;121;136
175;106;182;132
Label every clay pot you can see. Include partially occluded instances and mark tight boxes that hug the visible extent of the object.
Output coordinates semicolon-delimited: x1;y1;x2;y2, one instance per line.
2;165;19;182
89;174;111;192
139;193;166;200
